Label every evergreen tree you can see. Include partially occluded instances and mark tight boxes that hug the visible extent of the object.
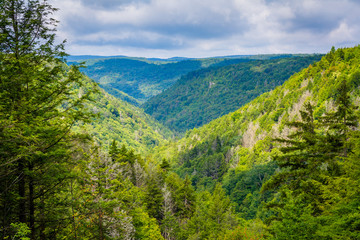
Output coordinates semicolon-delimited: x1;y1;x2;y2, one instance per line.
175;175;196;219
262;102;322;196
186;183;237;239
109;139;120;162
160;159;171;172
145;175;164;222
320;79;358;161
0;0;94;238
262;79;359;238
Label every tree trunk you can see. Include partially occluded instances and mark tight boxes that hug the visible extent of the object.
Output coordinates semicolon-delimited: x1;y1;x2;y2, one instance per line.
29;164;35;239
18;160;26;223
39;195;46;240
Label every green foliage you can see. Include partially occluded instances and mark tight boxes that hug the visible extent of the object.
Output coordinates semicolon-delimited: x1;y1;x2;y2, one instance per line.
222;163;277;219
262;78;360;239
224;222;266;240
174;175;196;219
69;54;296;105
131;207;165;240
144;55;322;132
145;175;164;221
71;75;174;154
9;222;31;240
69;57;204;103
186;183;238;239
268;190;319;240
0;0;94;238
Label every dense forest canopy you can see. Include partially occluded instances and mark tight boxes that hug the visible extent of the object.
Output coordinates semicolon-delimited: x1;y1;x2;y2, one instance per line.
1;1;360;239
143;55;322;133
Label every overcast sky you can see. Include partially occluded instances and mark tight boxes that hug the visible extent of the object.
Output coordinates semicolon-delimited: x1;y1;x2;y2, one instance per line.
50;0;360;58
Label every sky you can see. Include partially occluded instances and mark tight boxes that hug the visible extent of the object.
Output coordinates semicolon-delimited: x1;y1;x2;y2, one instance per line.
50;0;360;58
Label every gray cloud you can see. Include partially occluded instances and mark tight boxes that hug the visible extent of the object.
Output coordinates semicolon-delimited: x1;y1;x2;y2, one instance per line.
282;1;358;34
50;0;360;57
78;0;150;9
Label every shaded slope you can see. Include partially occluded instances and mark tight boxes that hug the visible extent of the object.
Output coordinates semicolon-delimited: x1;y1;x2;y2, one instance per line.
143;55;322;133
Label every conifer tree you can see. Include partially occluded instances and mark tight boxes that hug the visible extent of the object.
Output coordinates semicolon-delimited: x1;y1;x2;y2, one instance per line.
175;175;196;219
320;79;358;160
0;0;93;238
261;102;322;195
146;177;164;221
262;78;359;238
109;139;120;162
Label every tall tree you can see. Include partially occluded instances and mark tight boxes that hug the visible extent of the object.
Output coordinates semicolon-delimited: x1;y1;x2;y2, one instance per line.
261;102;322;195
320;79;358;160
175;175;196;219
0;0;93;238
262;79;359;238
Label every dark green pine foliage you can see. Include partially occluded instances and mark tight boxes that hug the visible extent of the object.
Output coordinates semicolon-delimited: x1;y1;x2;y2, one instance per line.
317;131;360;239
145;175;164;222
320;79;358;160
0;0;93;238
109;139;120;162
262;102;322;196
186;183;237;239
262;78;359;239
109;140;144;185
222;162;277;219
160;159;171;172
174;175;196;219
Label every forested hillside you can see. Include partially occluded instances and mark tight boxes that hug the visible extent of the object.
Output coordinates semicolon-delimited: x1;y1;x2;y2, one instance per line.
152;45;360;238
154;46;360;188
70;58;204;103
73;75;173;153
69;54;310;105
2;1;360;239
143;55;322;132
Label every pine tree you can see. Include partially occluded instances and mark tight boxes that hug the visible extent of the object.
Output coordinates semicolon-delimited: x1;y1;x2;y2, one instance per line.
109;139;120;162
262;79;359;238
0;0;94;238
186;183;237;239
262;102;322;195
320;79;358;162
145;175;164;222
175;175;196;219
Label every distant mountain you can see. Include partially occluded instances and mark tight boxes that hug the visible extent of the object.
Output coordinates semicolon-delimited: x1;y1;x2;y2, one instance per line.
143;55;322;133
66;55;127;61
68;57;204;103
68;54;310;104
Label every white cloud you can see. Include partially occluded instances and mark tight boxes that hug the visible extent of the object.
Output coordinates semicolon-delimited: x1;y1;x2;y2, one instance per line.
50;0;360;57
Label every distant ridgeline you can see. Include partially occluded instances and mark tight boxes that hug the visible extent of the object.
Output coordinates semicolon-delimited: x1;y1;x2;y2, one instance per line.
67;54;318;107
143;55;322;133
67;56;206;104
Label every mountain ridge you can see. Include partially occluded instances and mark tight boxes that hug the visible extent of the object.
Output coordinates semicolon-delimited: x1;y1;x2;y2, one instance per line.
152;45;360;189
143;55;322;133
